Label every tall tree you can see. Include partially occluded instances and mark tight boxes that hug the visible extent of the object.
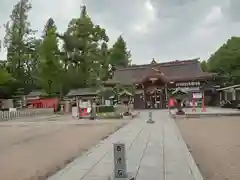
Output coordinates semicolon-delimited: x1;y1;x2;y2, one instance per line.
109;35;131;69
38;18;62;96
58;5;109;88
4;0;33;82
207;36;240;85
99;42;111;81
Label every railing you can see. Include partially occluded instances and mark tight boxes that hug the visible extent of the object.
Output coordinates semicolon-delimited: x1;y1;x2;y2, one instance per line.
220;100;240;108
0;108;54;121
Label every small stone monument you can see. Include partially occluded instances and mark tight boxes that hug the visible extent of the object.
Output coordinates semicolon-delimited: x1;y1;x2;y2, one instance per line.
110;143;135;180
146;111;155;123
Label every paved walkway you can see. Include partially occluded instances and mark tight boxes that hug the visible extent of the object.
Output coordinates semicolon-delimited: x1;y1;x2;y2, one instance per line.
48;110;203;180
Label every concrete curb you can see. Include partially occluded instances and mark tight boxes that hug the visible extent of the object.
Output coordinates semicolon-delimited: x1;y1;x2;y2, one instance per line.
169;114;204;180
170;110;240;119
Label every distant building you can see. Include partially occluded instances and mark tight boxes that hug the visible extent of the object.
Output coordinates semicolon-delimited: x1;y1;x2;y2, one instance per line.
66;88;98;100
106;58;214;109
26;90;58;109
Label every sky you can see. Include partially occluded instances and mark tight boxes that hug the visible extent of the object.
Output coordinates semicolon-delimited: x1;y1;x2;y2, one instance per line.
0;0;240;64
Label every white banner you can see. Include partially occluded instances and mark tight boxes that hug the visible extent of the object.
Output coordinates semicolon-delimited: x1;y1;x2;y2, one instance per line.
72;107;78;117
193;92;202;99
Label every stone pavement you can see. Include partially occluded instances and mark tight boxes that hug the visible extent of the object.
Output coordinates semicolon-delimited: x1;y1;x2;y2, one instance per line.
172;107;240;118
184;107;240;114
48;110;203;180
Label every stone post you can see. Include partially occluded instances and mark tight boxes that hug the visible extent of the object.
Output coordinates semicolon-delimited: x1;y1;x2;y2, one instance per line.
111;143;135;180
113;143;127;178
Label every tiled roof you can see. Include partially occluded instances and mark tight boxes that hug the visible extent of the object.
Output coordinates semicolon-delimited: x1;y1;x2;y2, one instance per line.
27;90;47;97
109;59;214;84
66;88;98;97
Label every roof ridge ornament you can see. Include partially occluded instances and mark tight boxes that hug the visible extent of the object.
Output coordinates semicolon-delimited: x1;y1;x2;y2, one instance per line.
151;58;157;64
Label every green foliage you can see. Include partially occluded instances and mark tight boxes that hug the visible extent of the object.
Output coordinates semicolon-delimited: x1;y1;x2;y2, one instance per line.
207;36;240;86
97;105;115;113
0;68;14;85
96;112;122;119
58;5;109;88
109;36;131;69
200;60;208;72
38;18;62;96
208;37;240;72
4;0;33;77
2;3;132;98
3;0;39;95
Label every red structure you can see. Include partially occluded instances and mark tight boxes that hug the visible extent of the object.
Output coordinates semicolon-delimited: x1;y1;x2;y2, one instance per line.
168;97;176;108
192;98;196;112
79;108;89;117
29;98;59;109
202;94;206;112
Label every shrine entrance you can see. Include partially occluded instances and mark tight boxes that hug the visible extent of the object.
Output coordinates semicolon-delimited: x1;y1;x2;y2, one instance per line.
134;75;168;109
145;88;165;109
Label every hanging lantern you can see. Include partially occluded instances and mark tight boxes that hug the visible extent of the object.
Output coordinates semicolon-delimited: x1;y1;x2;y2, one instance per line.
149;77;158;83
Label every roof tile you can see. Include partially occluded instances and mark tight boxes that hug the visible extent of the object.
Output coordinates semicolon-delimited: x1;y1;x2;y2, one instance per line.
110;59;213;84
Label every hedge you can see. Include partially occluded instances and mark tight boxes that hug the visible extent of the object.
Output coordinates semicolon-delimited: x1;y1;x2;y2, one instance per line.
97;105;115;113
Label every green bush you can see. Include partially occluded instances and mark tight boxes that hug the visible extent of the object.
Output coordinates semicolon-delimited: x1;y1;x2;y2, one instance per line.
97;105;115;113
96;112;122;119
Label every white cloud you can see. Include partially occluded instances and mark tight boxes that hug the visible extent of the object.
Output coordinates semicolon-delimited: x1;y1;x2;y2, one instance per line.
0;0;240;63
203;6;223;26
132;0;157;34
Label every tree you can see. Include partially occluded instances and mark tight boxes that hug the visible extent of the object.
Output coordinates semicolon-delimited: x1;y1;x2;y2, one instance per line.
200;60;208;72
2;3;134;98
4;0;32;77
109;35;131;69
24;38;42;89
207;36;240;85
0;68;13;85
98;42;111;81
4;0;35;92
58;5;109;88
38;18;62;96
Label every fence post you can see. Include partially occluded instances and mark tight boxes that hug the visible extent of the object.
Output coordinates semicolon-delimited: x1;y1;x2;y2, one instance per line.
146;111;155;124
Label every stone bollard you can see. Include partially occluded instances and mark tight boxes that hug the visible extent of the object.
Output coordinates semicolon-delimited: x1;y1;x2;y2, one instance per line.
0;112;3;121
146;111;155;124
109;143;134;180
5;112;9;120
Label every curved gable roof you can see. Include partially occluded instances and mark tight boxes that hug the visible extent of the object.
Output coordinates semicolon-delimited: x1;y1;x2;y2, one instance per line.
110;59;213;84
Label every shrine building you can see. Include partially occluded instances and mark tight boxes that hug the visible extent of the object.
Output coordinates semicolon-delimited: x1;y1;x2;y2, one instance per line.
106;58;214;109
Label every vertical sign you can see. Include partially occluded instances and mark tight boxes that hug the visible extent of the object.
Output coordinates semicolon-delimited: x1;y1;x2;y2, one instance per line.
113;143;127;178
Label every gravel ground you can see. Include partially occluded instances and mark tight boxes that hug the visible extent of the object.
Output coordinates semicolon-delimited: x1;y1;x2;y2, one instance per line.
0;117;128;180
176;116;240;180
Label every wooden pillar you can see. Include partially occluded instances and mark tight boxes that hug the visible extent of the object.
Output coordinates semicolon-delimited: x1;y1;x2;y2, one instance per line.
165;84;168;108
202;91;206;112
76;96;80;118
155;88;157;109
219;91;222;105
224;91;227;101
232;88;236;100
142;83;146;109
